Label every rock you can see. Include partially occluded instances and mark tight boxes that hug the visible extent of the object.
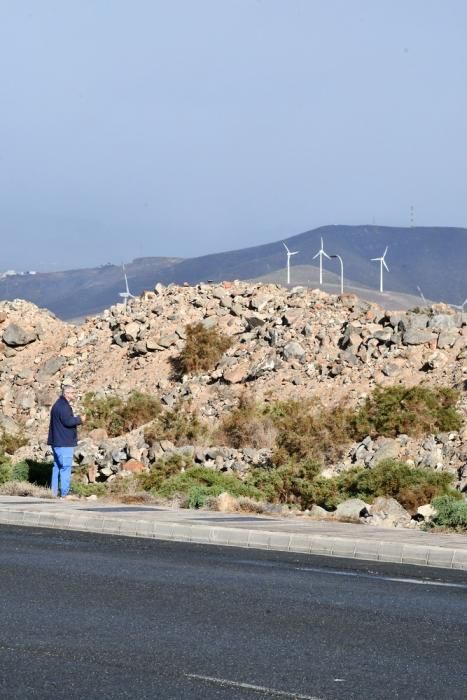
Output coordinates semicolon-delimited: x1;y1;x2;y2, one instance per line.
370;439;401;466
283;341;306;360
369;497;411;525
122;458;146;473
248;355;277;378
223;362;250;384
416;503;437;521
309;504;330;519
36;357;67;383
437;330;459;349
334;498;369;522
88;428;108;442
428;314;457;330
0;414;20;435
157;333;179;348
123;322;140;342
3;323;37;347
402;329;435;345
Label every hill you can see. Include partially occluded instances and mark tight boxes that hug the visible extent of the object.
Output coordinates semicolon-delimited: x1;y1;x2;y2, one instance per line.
0;225;465;318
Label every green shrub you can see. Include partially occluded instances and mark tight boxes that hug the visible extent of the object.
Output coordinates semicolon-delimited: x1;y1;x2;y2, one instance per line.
335;459;456;512
144;401;209;446
268;399;353;466
216;394;276;449
0;458;12;485
154;465;262;506
138;454;193;491
247;459;323;509
82;391;162;437
177;323;232;375
431;496;467;530
70;481;107;497
351;386;462;439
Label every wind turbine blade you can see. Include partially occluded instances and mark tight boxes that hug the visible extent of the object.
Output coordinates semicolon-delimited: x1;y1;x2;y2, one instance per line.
371;257;380;262
322;251;331;260
320;237;324;248
291;250;299;256
282;242;290;253
383;260;389;272
383;246;388;257
312;251;320;260
124;274;130;294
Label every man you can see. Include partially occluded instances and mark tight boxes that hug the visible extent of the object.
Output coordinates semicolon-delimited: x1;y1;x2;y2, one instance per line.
47;384;86;498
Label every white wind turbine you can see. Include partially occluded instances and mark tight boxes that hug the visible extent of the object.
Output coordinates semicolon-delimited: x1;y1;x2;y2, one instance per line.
313;237;330;285
451;298;467;312
119;265;135;306
371;246;389;293
282;242;299;285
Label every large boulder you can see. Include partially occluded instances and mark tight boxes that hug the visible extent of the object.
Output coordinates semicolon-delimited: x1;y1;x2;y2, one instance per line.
334;498;369;522
369;497;411;527
2;323;37;347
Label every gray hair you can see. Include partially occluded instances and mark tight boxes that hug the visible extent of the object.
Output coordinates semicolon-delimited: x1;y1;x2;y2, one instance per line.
62;384;75;396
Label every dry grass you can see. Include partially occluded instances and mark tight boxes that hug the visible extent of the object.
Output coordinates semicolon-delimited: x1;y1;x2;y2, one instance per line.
216;394;277;449
177;323;232;375
0;481;53;499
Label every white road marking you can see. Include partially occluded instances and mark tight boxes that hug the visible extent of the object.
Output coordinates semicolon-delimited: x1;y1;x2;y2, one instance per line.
295;566;467;589
185;673;322;699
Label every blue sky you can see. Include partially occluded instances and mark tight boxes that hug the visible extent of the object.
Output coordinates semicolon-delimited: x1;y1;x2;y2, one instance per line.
0;0;466;270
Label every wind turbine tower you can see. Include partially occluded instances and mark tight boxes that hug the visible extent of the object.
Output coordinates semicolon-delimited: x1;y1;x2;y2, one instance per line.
119;265;135;306
313;237;330;285
371;246;389;293
282;242;299;285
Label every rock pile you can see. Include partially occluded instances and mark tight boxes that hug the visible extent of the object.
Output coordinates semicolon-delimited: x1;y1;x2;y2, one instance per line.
1;282;466;513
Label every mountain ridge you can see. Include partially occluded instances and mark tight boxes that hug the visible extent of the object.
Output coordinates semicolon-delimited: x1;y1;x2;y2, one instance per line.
0;225;465;318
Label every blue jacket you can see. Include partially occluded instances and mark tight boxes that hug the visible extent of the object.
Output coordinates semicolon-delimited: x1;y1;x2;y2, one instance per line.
47;396;82;447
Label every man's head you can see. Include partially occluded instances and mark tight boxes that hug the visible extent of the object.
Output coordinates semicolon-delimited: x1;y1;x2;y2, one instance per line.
62;384;76;401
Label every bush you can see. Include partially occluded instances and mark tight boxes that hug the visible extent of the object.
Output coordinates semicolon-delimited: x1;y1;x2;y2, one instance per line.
144;401;209;446
177;323;232;375
216;394;276;449
351;386;463;439
153;465;262;508
0;458;12;485
268;400;353;466
70;481;107;497
431;496;467;530
247;459;323;509
335;459;456;512
0;430;28;455
138;454;194;492
82;391;162;437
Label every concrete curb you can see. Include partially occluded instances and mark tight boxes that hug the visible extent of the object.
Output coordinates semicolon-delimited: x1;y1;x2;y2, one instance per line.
1;507;466;570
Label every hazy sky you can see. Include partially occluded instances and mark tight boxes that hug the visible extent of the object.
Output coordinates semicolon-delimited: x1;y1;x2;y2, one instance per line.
1;0;466;270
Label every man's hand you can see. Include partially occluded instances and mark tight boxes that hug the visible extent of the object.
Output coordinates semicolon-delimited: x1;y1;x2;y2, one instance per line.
80;414;87;424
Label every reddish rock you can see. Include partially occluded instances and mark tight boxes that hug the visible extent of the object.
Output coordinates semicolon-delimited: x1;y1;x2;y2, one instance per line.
122;458;146;473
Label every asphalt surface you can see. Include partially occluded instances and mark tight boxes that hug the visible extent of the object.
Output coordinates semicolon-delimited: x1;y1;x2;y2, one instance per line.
1;526;466;700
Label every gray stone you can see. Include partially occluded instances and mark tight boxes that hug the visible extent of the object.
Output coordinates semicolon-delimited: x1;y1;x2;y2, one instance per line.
334;498;369;522
437;330;459;349
399;314;429;332
249;355;277;378
402;329;435;345
370;439;401;466
369;497;411;526
428;314;458;330
157;333;179;348
283;341;306;360
3;323;37;347
36;357;67;383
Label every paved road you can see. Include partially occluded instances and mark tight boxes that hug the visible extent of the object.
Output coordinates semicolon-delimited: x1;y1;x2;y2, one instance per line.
1;526;466;699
